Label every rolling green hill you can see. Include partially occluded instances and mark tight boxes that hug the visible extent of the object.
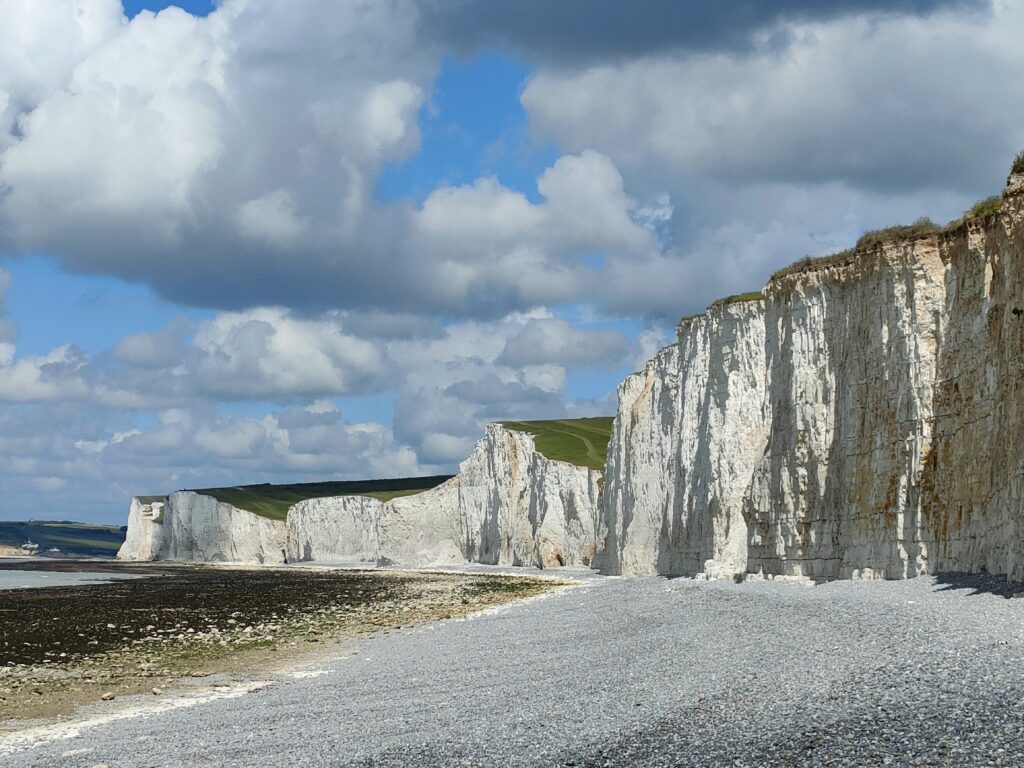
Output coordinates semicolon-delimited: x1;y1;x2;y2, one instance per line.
189;476;454;520
0;521;126;558
500;417;615;471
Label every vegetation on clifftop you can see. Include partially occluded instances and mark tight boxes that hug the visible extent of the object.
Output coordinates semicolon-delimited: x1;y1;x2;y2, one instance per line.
709;291;764;307
500;417;614;471
769;199;1003;283
674;292;764;327
156;417;617;519
770;215;955;281
710;151;1024;306
963;195;1004;220
1012;150;1024;175
770;249;855;282
191;476;453;520
856;217;941;250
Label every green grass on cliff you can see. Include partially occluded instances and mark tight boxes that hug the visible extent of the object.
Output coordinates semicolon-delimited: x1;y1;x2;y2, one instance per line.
763;151;1024;288
190;476;453;521
856;217;942;250
709;291;764;307
770;249;856;281
963;195;1003;220
499;417;614;471
768;218;942;283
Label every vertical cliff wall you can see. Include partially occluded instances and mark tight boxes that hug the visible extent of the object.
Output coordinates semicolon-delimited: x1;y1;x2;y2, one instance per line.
601;172;1024;582
919;174;1024;582
122;424;601;568
118;497;167;561
118;492;286;564
744;236;946;580
286;424;602;568
597;302;767;578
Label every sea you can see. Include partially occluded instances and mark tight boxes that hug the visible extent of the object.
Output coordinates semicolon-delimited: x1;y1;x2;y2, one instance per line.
0;559;143;590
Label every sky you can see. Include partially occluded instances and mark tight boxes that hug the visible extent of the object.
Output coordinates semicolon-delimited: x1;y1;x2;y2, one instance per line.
0;0;1021;524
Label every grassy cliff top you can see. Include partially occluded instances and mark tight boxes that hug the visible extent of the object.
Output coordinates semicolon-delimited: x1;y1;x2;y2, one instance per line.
189;476;453;521
499;417;614;471
770;249;856;281
769;180;1017;284
709;291;764;308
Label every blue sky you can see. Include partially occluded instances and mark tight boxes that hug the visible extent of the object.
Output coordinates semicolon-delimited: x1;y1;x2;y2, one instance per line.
1;45;571;370
5;256;209;357
2;26;631;425
122;0;213;17
0;0;1018;522
376;54;560;206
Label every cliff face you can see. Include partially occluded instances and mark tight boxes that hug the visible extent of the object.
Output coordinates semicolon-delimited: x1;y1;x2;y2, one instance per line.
284;495;383;564
448;424;601;567
118;492;286;564
286;424;601;568
118;497;166;561
597;302;768;578
284;482;467;567
744;236;946;580
600;173;1024;582
122;424;601;568
120;178;1024;580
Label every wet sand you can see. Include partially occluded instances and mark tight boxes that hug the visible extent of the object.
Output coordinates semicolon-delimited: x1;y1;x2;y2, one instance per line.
0;565;144;591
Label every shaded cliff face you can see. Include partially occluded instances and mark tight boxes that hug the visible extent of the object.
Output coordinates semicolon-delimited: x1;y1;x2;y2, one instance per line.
286;424;601;568
118;492;286;564
601;174;1024;582
919;174;1024;582
285;495;383;564
745;237;945;580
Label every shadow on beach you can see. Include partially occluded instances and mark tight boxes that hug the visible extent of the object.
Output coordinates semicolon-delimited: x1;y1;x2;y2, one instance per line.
932;571;1024;599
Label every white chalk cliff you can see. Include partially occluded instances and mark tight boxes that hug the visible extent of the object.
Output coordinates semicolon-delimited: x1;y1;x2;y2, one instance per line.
599;172;1024;582
597;300;768;579
120;425;601;568
286;424;601;568
121;172;1024;583
117;492;286;564
118;497;166;562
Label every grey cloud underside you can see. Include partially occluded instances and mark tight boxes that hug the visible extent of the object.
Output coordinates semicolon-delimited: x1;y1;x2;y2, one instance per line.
443;375;563;407
420;0;990;61
104;243;595;318
1;0;1009;321
496;317;634;368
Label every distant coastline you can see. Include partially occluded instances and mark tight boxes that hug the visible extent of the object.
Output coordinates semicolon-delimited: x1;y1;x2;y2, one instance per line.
0;521;126;559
